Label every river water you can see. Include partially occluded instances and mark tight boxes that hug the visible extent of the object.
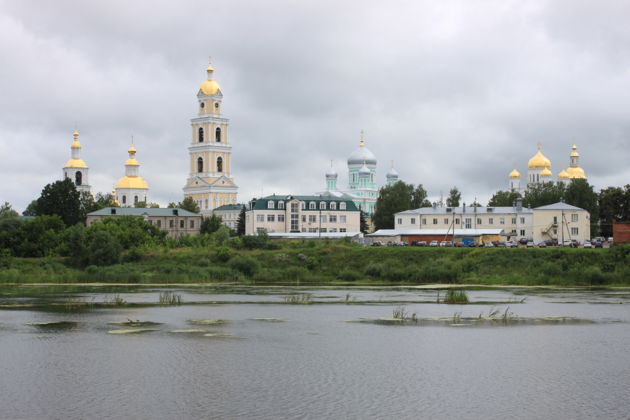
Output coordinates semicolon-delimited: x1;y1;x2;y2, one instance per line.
1;285;629;420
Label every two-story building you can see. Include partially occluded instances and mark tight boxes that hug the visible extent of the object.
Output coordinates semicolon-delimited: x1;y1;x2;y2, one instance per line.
395;201;533;241
245;195;360;235
86;207;202;238
532;202;590;244
212;204;244;231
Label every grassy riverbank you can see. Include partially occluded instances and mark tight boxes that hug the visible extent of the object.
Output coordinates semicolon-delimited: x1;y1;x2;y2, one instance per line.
2;241;629;286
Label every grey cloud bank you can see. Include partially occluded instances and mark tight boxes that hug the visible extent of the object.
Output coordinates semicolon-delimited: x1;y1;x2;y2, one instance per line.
1;0;629;212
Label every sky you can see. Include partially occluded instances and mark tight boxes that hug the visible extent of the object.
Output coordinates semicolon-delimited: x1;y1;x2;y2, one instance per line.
1;0;629;213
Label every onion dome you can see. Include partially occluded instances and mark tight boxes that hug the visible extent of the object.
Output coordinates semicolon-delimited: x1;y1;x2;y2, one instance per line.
65;129;87;168
528;145;551;169
71;129;81;148
558;168;570;179
125;146;139;166
199;62;221;95
358;162;371;176
540;167;553;177
387;167;399;178
508;168;521;178
115;177;149;189
348;133;377;165
325;162;337;178
570;144;580;157
565;166;586;179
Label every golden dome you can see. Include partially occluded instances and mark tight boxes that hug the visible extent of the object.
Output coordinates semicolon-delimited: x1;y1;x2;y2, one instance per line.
528;148;551;169
128;145;137;155
115;176;149;190
540;167;552;177
73;129;79;139
565;166;586;179
125;157;140;166
508;168;521;178
570;144;580;157
199;79;221;95
64;158;87;169
71;140;81;148
558;169;570;179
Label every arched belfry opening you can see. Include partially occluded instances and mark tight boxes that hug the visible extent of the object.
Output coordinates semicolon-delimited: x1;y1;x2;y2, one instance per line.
75;171;82;186
217;156;223;173
197;157;203;173
215;127;221;143
198;127;204;143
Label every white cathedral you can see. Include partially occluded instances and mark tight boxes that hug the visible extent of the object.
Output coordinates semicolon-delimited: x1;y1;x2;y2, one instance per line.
508;144;587;193
321;131;400;215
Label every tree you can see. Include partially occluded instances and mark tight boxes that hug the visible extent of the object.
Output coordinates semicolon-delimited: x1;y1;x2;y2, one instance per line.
564;179;599;234
488;190;522;207
35;179;82;226
0;202;18;219
201;214;223;234
22;200;38;216
236;206;246;236
86;230;122;266
0;202;21;233
168;197;200;213
523;182;566;209
411;184;431;208
446;187;461;207
360;211;369;234
598;185;630;237
372;182;417;230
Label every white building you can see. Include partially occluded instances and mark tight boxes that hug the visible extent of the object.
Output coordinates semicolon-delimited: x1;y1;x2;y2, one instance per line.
532;202;590;244
245;195;360;235
212;204;244;231
62;129;91;194
395;201;534;241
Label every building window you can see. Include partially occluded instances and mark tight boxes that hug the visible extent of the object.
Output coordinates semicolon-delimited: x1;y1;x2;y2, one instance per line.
571;214;578;222
330;202;337;210
411;218;416;224
309;215;317;223
340;228;347;232
571;227;579;235
197;157;203;173
308;228;317;233
122;195;127;204
267;215;275;222
198;127;204;143
432;218;438;225
169;220;174;228
520;217;525;224
520;229;525;236
320;228;327;233
489;218;493;225
217;157;223;172
422;218;426;225
157;220;161;228
455;218;460;225
267;200;274;209
190;220;195;228
329;228;337;233
320;216;327;223
512;218;517;224
444;218;449;225
309;202;316;210
339;202;346;210
300;202;305;210
477;218;482;225
319;202;326;210
180;220;185;228
302;215;306;222
398;218;403;225
215;127;221;142
340;215;346;223
291;213;299;231
256;214;264;222
205;199;208;209
278;201;285;210
465;218;472;229
278;214;285;222
256;227;265;234
75;171;82;185
134;196;138;204
500;218;505;225
330;215;337;223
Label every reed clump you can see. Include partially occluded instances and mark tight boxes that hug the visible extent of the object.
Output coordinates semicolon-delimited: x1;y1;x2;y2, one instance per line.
158;291;182;305
283;293;312;304
444;289;469;304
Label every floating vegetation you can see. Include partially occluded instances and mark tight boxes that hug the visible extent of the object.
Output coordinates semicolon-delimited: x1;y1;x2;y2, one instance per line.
443;289;469;304
249;318;286;322
158;291;182;305
392;306;417;323
187;319;229;326
104;295;127;306
203;332;234;338
170;329;206;333
108;319;163;327
26;321;78;329
283;293;312;304
108;328;159;334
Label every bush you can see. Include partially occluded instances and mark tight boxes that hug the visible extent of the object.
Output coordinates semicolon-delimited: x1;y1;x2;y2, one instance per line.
282;266;309;281
214;246;232;263
122;247;144;263
419;259;458;283
580;266;608;285
338;268;361;282
227;255;261;277
87;230;122;266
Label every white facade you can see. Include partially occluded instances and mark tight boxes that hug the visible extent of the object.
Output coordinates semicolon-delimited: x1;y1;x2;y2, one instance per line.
63;129;91;194
114;146;149;206
532;202;590;244
212;204;243;231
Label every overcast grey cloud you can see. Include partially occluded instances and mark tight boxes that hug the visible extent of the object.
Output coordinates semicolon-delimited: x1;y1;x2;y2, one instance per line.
1;0;629;212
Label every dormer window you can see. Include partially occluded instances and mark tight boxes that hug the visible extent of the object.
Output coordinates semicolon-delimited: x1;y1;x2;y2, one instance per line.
267;200;274;209
340;202;346;210
309;202;316;210
278;201;285;210
330;202;336;210
319;202;326;210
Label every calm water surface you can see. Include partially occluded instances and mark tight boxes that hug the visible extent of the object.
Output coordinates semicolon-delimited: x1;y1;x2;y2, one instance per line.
1;286;629;420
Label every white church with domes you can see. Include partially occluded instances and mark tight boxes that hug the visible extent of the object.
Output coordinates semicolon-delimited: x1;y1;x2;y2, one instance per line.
508;143;587;194
320;130;400;215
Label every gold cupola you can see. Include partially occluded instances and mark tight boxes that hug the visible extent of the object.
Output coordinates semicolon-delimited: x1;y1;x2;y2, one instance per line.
558;166;570;179
528;145;551;169
566;144;586;179
199;61;221;95
508;168;521;178
540;167;553;177
65;129;87;168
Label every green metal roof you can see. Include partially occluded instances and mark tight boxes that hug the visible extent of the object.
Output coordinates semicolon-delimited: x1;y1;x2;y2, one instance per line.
251;195;358;211
87;207;200;217
213;204;245;211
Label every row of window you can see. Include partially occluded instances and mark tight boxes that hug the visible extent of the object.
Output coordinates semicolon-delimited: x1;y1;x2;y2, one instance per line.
401;216;528;226
256;214;348;224
255;227;348;234
121;195;144;205
198;127;222;143
147;219;196;229
267;200;348;210
197;156;223;173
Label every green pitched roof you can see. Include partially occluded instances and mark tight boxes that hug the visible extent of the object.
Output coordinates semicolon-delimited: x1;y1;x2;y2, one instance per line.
213;204;245;211
87;207;200;217
251;195;358;211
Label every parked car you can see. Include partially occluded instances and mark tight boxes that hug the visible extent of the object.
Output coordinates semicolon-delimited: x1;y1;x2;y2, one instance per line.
594;241;603;248
439;241;447;247
537;241;547;248
483;242;494;248
429;240;439;247
415;241;427;247
454;241;465;247
505;241;518;248
583;241;593;249
519;238;530;245
526;241;534;248
607;237;614;244
371;241;382;246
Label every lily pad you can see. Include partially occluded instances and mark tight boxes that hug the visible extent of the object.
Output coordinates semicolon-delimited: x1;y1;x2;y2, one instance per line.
26;321;78;328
